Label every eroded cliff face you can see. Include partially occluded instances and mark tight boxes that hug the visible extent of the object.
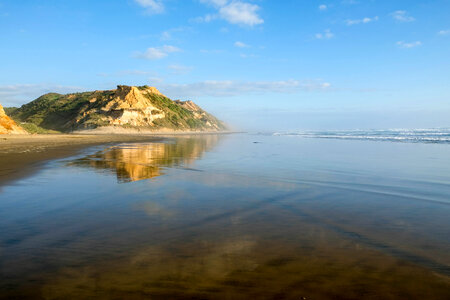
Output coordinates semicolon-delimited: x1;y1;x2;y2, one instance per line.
73;86;167;129
0;104;27;134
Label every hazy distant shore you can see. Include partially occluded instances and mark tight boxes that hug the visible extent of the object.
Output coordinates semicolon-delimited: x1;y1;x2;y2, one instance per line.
0;132;233;188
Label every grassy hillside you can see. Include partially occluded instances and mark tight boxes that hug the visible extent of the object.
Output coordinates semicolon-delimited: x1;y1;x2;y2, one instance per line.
3;107;18;115
10;86;226;132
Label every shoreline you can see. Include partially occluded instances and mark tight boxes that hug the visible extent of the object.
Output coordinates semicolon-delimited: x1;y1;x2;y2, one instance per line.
0;132;235;188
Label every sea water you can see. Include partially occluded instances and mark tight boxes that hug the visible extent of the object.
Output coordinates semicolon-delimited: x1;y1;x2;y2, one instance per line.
0;133;449;299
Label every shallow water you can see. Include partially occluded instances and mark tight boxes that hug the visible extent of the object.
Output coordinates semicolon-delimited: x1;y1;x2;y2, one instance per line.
0;133;449;299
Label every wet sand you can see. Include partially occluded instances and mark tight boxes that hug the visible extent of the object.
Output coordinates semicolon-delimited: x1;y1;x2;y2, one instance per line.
0;134;165;187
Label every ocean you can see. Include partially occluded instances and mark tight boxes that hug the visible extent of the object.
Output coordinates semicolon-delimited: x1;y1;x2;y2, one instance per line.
0;132;449;299
272;128;450;144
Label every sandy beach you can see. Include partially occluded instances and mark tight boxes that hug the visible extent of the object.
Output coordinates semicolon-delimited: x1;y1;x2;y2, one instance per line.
0;134;165;187
0;131;235;187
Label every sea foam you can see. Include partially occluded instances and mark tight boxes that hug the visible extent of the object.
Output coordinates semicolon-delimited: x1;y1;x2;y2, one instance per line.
271;128;450;144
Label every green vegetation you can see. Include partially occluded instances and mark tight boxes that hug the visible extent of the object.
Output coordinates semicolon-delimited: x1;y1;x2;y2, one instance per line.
19;123;60;134
137;85;150;90
144;93;193;129
10;92;98;131
3;107;18;115
143;93;226;130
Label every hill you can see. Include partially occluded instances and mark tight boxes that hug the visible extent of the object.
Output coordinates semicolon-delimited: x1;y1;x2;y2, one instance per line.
9;85;226;133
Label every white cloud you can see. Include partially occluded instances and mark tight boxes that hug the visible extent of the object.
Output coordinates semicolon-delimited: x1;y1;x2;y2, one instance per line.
346;16;378;25
200;49;225;54
220;1;263;26
319;4;327;11
197;0;263;27
315;29;334;39
234;41;249;48
133;45;181;60
0;84;84;106
193;13;218;23
438;29;450;36
134;0;164;14
396;41;422;48
391;10;415;22
158;79;331;98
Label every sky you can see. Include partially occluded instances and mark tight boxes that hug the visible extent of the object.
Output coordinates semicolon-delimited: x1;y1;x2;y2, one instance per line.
1;0;449;131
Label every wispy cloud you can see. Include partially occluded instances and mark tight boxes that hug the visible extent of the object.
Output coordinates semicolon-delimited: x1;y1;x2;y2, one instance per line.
160;27;189;41
134;0;164;14
200;0;228;6
234;41;249;48
346;16;378;25
319;4;327;11
341;0;359;4
98;70;157;77
197;0;263;27
396;41;422;48
0;84;84;106
160;31;171;40
193;14;217;23
158;79;331;98
133;45;181;60
148;77;164;84
315;29;334;40
240;53;258;58
200;49;225;54
391;10;415;22
168;64;193;75
438;29;450;36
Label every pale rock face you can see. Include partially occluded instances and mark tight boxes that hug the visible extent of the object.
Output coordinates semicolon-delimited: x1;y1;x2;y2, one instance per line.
108;108;165;127
106;86;166;126
73;86;167;128
106;86;156;110
143;86;165;97
0;104;28;134
177;100;199;111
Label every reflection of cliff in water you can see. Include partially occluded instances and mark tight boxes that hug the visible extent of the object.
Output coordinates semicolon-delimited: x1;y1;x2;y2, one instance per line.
68;135;221;182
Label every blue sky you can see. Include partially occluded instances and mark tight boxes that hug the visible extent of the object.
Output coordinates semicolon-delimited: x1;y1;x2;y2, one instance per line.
1;0;449;130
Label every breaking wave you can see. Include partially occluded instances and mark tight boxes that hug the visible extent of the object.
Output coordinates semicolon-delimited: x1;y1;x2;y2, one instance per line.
272;128;450;144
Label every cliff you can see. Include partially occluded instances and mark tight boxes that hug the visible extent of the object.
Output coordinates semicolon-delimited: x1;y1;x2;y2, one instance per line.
0;104;27;134
9;85;226;132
